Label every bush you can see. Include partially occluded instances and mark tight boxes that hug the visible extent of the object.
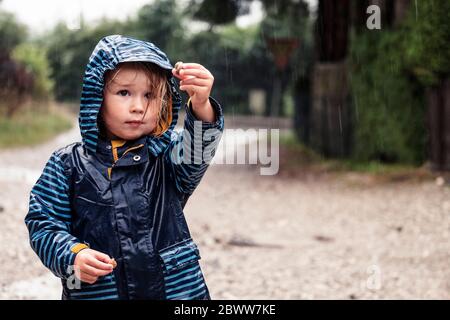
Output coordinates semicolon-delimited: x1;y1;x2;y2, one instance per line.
350;29;426;164
347;0;450;165
12;44;54;101
402;0;450;86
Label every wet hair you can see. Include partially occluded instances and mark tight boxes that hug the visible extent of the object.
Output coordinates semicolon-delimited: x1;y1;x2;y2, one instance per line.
100;61;172;137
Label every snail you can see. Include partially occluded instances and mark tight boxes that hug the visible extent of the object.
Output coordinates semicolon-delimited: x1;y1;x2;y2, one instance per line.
109;258;117;269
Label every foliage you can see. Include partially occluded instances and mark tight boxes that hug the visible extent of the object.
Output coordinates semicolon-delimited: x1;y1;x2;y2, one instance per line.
349;0;450;164
187;0;251;28
401;0;450;86
191;0;239;26
181;24;275;114
12;43;54;100
0;8;32;117
260;0;309;39
41;0;185;101
41;20;131;101
0;9;27;54
131;0;184;59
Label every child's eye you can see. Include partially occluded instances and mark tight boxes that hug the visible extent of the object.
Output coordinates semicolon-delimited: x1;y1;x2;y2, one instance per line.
117;90;130;96
144;93;154;99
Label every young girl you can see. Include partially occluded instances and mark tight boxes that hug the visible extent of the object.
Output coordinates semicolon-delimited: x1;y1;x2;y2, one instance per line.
24;35;224;300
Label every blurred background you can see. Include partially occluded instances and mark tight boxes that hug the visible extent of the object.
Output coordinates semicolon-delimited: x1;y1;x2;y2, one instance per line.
0;0;449;299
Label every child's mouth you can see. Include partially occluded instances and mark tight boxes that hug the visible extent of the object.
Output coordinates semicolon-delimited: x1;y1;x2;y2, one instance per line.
125;121;143;128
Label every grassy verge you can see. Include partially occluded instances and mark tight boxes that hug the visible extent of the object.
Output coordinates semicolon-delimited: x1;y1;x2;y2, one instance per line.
0;103;74;149
278;130;436;182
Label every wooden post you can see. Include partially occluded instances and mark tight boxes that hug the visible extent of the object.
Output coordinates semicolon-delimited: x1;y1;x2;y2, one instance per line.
394;0;412;26
427;78;450;171
310;0;351;157
311;62;351;156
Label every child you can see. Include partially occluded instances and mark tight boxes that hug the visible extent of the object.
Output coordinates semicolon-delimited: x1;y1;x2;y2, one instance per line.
24;35;224;300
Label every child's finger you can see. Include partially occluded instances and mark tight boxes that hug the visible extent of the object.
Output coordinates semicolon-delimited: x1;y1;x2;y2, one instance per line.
93;251;112;264
179;63;208;71
86;256;114;271
79;271;98;284
83;264;113;277
179;68;211;79
179;84;208;91
180;78;210;87
172;68;197;82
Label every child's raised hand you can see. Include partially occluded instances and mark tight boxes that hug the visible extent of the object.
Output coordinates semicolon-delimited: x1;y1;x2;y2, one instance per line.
172;62;214;109
74;248;114;284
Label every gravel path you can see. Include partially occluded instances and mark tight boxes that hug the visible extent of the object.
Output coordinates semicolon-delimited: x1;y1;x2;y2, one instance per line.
0;120;449;299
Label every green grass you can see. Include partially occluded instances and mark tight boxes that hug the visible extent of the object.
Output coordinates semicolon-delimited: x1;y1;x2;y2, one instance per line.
0;106;74;148
324;159;418;174
279;130;419;174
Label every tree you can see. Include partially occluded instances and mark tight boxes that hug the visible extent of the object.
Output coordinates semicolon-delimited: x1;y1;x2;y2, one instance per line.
188;0;251;29
0;9;32;117
42;19;130;101
132;0;185;59
42;0;188;102
259;0;311;119
12;43;54;101
0;10;27;55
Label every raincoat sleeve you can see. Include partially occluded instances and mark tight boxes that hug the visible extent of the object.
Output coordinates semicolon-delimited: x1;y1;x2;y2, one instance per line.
24;151;82;279
164;96;224;196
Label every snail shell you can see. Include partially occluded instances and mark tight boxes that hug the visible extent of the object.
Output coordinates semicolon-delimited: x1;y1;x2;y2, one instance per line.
174;61;183;75
110;258;117;269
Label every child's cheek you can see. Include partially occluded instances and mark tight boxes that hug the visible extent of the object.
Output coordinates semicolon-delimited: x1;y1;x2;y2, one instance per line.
140;123;153;137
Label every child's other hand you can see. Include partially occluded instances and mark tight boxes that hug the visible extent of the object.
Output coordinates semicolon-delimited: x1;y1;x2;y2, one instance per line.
172;63;214;109
74;248;114;284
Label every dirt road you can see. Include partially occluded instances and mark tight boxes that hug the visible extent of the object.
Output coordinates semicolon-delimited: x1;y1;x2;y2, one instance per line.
1;119;449;299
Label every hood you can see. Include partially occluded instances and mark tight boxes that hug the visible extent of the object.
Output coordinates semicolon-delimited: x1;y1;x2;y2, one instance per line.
79;34;182;157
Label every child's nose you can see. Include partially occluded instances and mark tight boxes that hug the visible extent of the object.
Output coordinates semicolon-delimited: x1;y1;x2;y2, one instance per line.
130;98;146;114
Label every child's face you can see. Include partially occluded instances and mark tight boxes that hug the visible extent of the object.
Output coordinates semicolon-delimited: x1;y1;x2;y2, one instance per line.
101;64;161;140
